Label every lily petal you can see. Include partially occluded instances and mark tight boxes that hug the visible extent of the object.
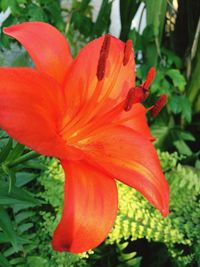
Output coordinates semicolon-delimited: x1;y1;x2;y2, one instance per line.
0;68;81;160
52;160;118;253
4;22;73;84
120;103;155;141
82;126;169;217
63;35;135;123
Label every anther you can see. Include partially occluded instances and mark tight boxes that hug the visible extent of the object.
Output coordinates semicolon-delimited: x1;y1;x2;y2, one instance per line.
123;40;133;66
143;67;156;90
124;86;145;111
151;94;168;118
96;34;111;81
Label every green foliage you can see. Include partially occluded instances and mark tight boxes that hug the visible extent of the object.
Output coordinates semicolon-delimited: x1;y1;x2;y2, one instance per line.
0;0;65;38
119;0;140;41
108;151;200;266
0;133;87;267
25;151;199;267
0;139;42;266
0;1;199;266
65;0;112;54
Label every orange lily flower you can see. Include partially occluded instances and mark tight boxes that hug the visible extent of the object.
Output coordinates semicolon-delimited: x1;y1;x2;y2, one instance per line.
0;22;169;253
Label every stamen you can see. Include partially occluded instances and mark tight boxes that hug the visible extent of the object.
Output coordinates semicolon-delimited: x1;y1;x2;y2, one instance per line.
123;39;133;66
143;90;150;101
143;67;156;90
96;34;111;80
151;94;168;118
124;86;145;111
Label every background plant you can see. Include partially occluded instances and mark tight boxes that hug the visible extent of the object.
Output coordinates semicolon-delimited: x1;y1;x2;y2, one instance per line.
0;0;199;266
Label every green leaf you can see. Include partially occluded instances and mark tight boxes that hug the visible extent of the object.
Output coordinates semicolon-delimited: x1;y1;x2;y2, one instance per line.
166;69;186;92
145;0;167;39
79;0;91;12
8;143;25;162
0;181;40;207
27;256;48;267
0;233;11;244
169;95;192;122
18;223;33;233
92;0;112;38
15;211;35;224
187;42;200;112
0;208;18;249
0;253;11;267
15;172;37;187
173;140;192;156
0;139;13;163
27;3;45;21
119;0;140;41
72;12;93;37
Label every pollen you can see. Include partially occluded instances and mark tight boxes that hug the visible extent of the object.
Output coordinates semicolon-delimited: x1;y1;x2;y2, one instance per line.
123;39;133;66
151;94;168;118
96;34;111;81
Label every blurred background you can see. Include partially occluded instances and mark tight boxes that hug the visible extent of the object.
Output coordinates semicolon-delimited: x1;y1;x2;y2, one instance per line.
0;1;199;267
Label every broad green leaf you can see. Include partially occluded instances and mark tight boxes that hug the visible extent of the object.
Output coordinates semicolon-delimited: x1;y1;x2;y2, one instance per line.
15;172;37;187
166;69;186;92
145;0;167;65
27;3;45;21
187;42;200;112
119;0;140;41
169;95;192;122
145;0;167;39
92;0;112;38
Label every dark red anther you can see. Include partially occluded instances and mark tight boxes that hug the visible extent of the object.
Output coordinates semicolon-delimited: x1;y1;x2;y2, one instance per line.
123;39;133;66
96;34;111;80
124;86;145;111
143;67;156;90
151;94;168;118
143;89;150;101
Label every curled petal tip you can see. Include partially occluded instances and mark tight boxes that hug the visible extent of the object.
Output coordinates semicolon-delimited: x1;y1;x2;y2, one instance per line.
3;26;10;34
161;207;170;218
3;25;17;35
